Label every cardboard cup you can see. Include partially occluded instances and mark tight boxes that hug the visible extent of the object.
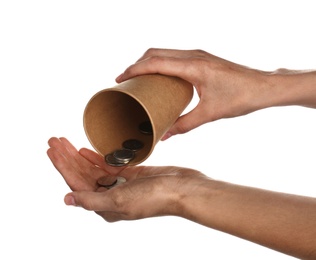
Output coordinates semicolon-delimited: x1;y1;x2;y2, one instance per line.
83;74;193;165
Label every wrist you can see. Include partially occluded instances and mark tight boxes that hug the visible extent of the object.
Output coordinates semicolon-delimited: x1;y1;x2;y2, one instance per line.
177;177;223;226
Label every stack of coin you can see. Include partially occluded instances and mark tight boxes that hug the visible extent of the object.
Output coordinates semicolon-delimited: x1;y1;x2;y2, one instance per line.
105;148;136;167
105;120;153;167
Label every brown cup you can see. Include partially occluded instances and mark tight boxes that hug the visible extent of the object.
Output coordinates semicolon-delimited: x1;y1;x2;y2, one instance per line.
83;74;193;165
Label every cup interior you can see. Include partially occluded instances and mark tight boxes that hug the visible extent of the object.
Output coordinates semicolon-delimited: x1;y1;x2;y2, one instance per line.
83;90;154;165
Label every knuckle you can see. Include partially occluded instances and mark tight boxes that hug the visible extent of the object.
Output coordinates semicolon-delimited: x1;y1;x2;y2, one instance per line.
110;189;129;210
192;49;207;56
108;188;139;220
144;47;159;56
147;55;163;64
81;199;95;211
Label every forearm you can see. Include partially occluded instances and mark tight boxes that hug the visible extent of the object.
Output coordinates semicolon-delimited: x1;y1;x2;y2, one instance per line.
258;69;316;110
181;179;316;259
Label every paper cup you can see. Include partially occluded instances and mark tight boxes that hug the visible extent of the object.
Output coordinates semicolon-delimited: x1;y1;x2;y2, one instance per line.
83;74;193;165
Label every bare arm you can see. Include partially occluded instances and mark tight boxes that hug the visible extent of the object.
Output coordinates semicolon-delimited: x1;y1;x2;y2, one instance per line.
266;69;316;109
65;167;316;260
116;48;316;139
181;178;316;259
47;49;316;259
47;140;316;260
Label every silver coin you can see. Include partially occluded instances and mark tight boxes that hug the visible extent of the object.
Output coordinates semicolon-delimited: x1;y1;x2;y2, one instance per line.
99;178;118;188
113;149;135;163
122;139;144;151
105;153;129;167
106;176;127;189
116;176;127;185
139;120;153;135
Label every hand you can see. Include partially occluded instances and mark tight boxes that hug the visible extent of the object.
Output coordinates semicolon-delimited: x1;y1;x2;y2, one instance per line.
47;137;208;222
47;137;125;191
65;165;207;222
47;138;316;258
116;48;269;139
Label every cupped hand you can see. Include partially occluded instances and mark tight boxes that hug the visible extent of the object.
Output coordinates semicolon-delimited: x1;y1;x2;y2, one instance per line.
47;137;208;223
64;164;208;222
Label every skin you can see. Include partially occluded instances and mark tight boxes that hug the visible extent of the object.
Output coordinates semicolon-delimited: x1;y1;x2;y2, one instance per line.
116;48;316;140
47;49;316;259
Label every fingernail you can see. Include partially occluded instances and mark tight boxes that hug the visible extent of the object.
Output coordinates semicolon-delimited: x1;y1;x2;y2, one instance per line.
115;73;123;82
64;195;76;206
161;132;172;141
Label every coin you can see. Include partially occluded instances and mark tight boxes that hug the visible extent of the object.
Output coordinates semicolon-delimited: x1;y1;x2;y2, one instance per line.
116;176;127;185
107;176;127;189
113;149;135;163
122;139;144;151
98;178;118;188
105;153;129;167
139;120;153;135
98;175;118;187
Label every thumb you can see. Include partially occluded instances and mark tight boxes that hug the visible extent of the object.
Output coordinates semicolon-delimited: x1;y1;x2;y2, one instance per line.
64;191;112;211
161;105;208;140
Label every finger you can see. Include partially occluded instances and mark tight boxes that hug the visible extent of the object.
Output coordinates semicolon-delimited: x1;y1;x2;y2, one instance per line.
79;148;125;175
116;48;210;83
64;191;116;212
47;146;67;173
79;148;104;166
59;137;79;157
65;188;143;222
134;48;191;63
161;104;211;139
117;56;194;83
48;137;63;152
59;138;100;171
58;138;106;176
47;137;104;190
47;147;93;191
48;137;75;162
50;137;91;174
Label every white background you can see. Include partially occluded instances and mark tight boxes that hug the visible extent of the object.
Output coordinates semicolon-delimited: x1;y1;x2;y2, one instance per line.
1;1;315;259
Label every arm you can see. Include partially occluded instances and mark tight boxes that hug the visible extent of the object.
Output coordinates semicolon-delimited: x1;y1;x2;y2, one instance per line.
47;49;316;259
116;48;316;139
64;164;316;260
48;141;316;260
182;178;316;260
265;69;316;109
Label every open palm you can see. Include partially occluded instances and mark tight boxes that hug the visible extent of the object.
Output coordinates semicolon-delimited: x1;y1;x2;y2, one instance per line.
47;137;125;191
